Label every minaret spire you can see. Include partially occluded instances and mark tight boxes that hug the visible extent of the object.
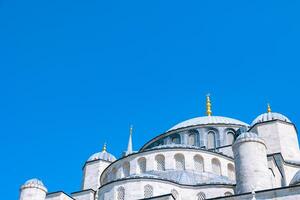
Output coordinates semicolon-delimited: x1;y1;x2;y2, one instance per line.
267;103;271;113
126;125;133;155
206;94;212;116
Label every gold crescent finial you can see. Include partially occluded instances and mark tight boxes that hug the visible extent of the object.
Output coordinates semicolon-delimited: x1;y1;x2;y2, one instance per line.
267;103;271;113
102;142;107;152
206;94;212;116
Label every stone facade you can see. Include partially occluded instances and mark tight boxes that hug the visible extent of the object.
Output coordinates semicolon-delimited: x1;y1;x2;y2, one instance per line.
19;109;300;200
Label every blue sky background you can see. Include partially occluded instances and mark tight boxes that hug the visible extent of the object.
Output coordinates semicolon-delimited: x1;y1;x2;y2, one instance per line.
1;0;300;199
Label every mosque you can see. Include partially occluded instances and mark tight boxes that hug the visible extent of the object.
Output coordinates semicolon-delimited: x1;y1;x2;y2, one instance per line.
19;96;300;200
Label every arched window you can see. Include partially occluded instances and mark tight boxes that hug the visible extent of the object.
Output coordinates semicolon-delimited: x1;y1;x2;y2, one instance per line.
224;192;233;196
194;155;204;172
188;130;197;146
174;154;185;170
171;189;179;199
117;186;125;200
207;131;216;149
171;134;181;144
144;185;153;198
137;157;146;174
227;163;235;180
227;132;235;145
122;162;130;177
212;158;221;176
155;154;165;171
111;167;117;180
196;192;206;200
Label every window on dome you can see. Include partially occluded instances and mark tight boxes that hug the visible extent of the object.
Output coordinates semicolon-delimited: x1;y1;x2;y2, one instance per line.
194;155;204;172
144;185;153;198
227;132;235;145
117;186;125;200
155;154;165;171
224;191;233;196
174;153;185;170
171;134;181;144
122;162;130;177
196;192;206;200
227;163;235;180
171;189;179;199
207;131;216;149
137;157;146;174
212;158;221;176
111;167;117;180
188;133;196;146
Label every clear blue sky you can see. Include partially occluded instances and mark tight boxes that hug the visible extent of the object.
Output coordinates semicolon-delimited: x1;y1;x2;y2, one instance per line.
1;0;300;199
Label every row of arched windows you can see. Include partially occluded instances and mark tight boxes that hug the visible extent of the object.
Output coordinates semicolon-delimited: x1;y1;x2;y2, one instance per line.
155;130;235;149
116;185;233;200
110;154;235;181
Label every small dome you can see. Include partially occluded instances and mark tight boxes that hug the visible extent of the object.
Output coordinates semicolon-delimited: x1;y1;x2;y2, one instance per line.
21;178;47;192
290;170;300;185
235;131;259;141
88;150;116;162
251;112;291;126
168;116;249;132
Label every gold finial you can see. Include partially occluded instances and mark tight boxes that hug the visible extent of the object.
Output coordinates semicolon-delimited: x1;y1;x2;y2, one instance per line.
267;103;272;113
206;94;212;116
102;142;107;152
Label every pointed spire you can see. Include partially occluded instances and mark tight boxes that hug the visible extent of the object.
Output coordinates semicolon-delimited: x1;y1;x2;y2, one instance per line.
206;94;212;116
102;142;107;152
126;125;133;155
267;103;272;113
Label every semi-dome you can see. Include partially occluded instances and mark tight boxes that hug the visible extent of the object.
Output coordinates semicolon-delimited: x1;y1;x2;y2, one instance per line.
290;170;300;185
251;112;291;126
21;178;47;192
88;144;116;162
168;116;249;132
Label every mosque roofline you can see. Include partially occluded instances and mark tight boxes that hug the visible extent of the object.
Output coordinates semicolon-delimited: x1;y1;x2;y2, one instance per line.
46;191;76;200
82;157;112;170
71;189;96;195
205;183;300;200
140;124;243;151
249;118;297;132
137;193;175;200
98;176;235;191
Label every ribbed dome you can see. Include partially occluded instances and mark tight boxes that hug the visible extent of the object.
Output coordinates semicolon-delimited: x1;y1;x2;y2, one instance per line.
290;170;300;185
21;178;47;192
236;131;259;141
88;150;116;162
168;116;249;132
251;112;291;126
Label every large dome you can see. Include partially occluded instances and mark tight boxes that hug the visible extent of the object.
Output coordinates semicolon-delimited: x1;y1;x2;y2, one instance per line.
168;116;249;132
251;112;291;126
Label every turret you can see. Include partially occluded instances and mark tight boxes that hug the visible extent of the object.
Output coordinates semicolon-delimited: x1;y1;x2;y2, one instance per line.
233;130;272;194
19;179;47;200
250;104;300;161
82;143;116;190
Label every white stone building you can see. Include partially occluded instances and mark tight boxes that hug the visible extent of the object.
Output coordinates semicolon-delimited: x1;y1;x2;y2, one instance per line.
19;96;300;200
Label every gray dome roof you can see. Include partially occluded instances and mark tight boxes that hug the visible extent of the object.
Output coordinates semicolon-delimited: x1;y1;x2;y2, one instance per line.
251;112;291;126
168;116;249;132
21;178;47;192
88;150;116;162
290;170;300;185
